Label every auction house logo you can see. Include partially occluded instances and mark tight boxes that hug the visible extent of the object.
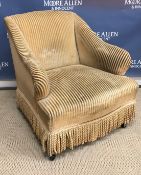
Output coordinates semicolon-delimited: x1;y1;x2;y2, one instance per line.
131;59;141;68
125;0;141;10
43;0;83;10
0;61;9;71
96;32;119;41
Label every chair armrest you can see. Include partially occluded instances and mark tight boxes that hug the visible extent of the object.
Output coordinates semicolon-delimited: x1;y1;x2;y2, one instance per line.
23;58;50;100
75;14;131;75
4;16;50;100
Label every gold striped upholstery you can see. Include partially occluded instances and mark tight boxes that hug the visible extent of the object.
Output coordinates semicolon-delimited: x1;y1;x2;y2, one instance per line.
6;11;79;70
5;16;50;100
38;65;138;131
4;10;138;156
75;14;132;75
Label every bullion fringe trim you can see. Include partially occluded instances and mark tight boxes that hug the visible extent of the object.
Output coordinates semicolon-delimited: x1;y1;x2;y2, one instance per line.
16;89;135;156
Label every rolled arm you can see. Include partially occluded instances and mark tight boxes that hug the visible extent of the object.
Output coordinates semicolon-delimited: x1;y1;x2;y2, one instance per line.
4;16;50;100
75;14;131;75
23;58;50;100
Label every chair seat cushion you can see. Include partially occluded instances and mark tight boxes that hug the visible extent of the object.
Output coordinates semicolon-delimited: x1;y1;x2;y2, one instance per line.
38;65;138;131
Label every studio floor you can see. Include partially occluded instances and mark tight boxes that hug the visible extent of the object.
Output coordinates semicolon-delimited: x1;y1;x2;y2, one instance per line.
0;89;141;175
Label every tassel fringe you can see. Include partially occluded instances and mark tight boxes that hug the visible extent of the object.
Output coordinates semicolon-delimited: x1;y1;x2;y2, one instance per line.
16;89;135;156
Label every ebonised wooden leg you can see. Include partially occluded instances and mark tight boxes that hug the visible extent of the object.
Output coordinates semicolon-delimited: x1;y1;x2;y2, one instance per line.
49;154;56;161
121;123;127;128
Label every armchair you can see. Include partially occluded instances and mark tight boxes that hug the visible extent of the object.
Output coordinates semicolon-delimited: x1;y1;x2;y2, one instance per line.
4;11;138;160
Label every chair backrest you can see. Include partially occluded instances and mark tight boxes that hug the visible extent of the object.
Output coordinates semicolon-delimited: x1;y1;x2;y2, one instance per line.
6;11;80;70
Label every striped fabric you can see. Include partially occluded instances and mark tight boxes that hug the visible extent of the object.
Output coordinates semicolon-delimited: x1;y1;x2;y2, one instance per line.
4;10;138;156
25;59;50;100
75;14;132;75
38;65;138;131
5;11;79;70
5;16;50;100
